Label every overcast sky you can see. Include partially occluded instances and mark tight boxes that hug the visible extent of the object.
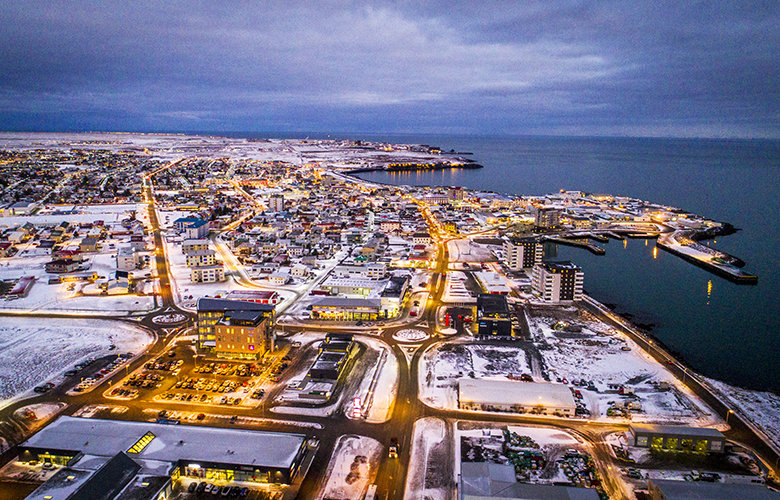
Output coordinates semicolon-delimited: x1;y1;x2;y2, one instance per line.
1;1;779;138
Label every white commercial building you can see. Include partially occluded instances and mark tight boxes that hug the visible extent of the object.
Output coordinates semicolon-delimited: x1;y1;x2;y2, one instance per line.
458;379;576;417
268;194;285;212
191;265;225;283
503;237;543;270
116;246;139;271
186;249;217;267
531;260;584;302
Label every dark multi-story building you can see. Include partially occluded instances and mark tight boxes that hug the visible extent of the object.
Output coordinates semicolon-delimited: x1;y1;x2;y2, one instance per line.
476;294;513;339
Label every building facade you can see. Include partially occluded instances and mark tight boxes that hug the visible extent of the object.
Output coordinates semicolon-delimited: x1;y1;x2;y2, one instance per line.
197;298;275;352
476;294;513;338
503;237;543;270
629;424;726;454
191;265;225;283
534;207;560;229
186;249;217;267
531;261;584;302
214;310;274;360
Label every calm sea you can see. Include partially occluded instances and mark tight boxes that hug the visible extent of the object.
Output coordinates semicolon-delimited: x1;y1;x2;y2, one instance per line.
326;134;779;394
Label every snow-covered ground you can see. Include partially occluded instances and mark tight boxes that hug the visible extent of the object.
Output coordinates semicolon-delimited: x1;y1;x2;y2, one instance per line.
419;341;532;409
705;378;780;452
0;229;156;316
528;309;719;425
447;239;495;263
393;329;430;343
0;317;153;408
405;417;448;500
317;435;383;500
352;337;398;423
441;271;475;303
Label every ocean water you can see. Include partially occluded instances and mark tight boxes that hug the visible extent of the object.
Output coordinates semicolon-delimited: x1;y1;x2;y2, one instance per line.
344;134;780;393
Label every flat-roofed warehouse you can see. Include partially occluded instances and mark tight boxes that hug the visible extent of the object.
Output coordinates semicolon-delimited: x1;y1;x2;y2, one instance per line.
628;424;726;453
19;416;309;485
648;478;780;500
458;379;576;416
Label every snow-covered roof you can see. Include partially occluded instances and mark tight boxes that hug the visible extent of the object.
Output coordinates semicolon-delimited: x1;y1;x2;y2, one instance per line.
21;416;306;470
458;379;575;409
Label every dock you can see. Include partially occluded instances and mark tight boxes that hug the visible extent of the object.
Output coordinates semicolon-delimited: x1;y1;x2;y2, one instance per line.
656;232;757;284
546;237;606;255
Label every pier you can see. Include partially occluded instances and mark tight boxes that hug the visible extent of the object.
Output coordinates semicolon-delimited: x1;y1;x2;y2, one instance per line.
546;236;606;255
656;232;757;284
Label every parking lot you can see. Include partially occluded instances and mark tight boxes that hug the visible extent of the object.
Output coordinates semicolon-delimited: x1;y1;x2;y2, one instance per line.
107;341;296;411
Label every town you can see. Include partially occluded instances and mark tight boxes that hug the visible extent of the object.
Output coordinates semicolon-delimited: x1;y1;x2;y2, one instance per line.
0;132;775;500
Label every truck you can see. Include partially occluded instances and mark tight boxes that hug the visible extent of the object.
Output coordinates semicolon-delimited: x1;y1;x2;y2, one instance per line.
365;484;378;500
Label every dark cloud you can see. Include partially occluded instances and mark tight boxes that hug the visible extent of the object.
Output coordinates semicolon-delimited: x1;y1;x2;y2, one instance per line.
1;1;778;137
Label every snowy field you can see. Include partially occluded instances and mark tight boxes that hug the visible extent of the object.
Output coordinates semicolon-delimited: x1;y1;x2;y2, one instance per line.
405;417;449;500
419;342;532;409
441;271;475;303
528;308;719;425
317;435;383;500
0;317;153;408
705;378;780;451
0;203;138;230
447;239;496;263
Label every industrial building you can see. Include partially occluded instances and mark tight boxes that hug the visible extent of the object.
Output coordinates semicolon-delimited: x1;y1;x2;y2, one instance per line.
476;294;513;339
309;297;382;321
502;236;543;271
531;260;584;302
628;424;726;453
197;298;274;352
19;416;312;499
648;479;779;500
306;333;355;381
460;462;599;500
458;379;576;416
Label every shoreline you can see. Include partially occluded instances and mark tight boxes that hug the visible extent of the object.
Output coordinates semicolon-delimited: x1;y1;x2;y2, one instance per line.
581;295;780;468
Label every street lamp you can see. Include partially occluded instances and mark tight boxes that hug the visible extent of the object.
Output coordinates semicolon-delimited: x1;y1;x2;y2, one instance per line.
726;409;734;425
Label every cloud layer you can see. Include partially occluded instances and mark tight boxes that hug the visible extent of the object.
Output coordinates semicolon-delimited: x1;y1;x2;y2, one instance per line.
2;1;779;137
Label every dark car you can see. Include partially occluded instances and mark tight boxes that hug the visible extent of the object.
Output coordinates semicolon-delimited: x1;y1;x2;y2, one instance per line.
196;482;207;493
239;487;249;497
188;482;197;493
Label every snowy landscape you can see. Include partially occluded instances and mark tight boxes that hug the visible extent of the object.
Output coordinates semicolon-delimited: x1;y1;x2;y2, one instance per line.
0;317;152;408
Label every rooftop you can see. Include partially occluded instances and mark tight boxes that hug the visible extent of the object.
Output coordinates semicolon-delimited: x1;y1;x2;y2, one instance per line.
197;298;274;313
649;479;779;500
458;379;575;409
21;416;306;471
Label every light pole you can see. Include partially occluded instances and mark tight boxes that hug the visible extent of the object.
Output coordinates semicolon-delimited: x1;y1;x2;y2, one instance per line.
726;409;734;425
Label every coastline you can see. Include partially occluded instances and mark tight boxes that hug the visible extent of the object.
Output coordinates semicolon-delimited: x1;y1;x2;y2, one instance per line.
581;295;780;466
